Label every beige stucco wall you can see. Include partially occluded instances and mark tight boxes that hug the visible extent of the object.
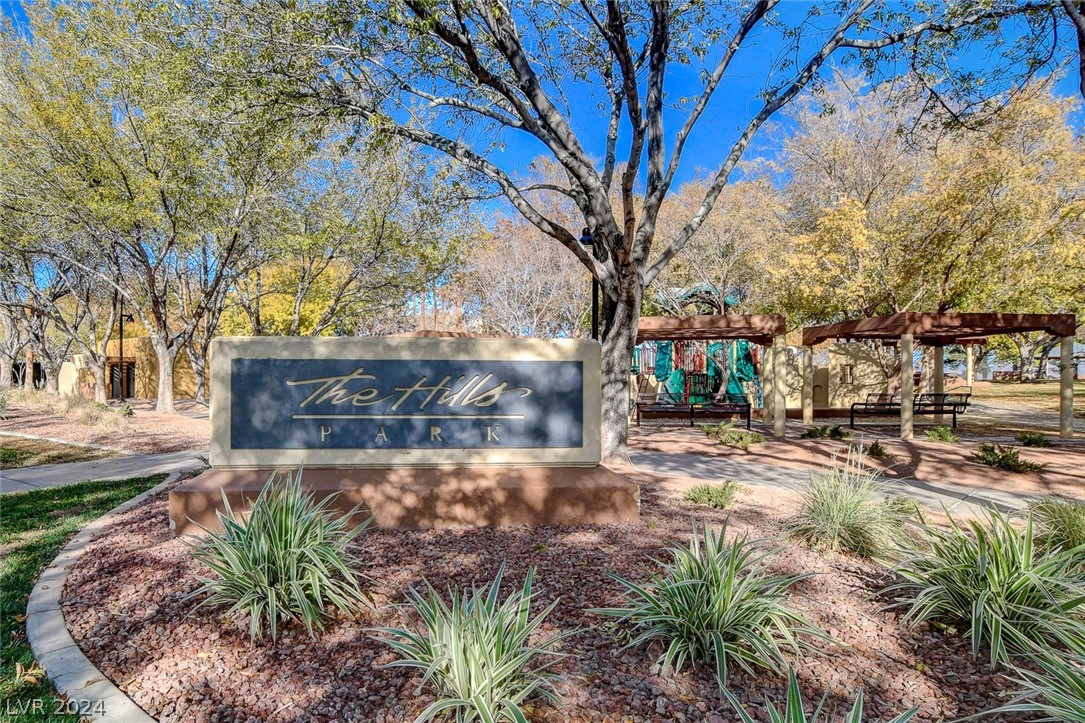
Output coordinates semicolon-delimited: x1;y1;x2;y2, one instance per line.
104;337;200;399
57;361;79;396
780;342;889;409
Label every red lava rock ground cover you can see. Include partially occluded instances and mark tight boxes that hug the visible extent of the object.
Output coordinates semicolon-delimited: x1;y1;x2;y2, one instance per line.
0;399;210;454
61;470;1035;723
631;426;1085;499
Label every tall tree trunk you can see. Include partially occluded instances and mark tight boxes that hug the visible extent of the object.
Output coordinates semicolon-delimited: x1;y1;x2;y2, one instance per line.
90;360;107;403
186;343;208;404
1035;337;1060;380
149;335;178;413
23;348;34;391
598;269;642;465
43;361;60;394
0;356;11;391
1015;335;1045;382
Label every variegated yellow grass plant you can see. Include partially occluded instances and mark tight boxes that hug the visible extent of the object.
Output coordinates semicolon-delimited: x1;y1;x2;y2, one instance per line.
371;563;571;723
185;470;372;641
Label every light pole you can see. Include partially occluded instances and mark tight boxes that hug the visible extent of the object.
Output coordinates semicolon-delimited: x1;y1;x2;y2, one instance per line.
579;227;600;341
118;298;134;401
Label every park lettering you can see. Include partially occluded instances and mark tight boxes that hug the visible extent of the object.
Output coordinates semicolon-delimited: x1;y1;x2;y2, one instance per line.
285;367;532;413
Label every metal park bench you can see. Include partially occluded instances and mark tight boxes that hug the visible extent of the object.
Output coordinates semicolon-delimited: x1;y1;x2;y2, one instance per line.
850;388;972;429
849;393;900;428
912;388;972;429
634;392;692;426
692;393;752;429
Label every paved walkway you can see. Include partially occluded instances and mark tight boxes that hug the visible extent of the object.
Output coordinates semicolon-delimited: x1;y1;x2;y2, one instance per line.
631;450;1037;515
0;450;209;494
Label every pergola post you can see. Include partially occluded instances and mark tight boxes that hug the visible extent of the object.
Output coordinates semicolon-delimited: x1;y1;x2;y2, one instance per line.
900;334;914;440
933;344;944;425
965;344;975;387
1061;336;1075;439
773;335;786;438
801;345;814;425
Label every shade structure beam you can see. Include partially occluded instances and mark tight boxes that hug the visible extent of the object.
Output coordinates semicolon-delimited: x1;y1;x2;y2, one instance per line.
637;314;786;345
802;312;1076;348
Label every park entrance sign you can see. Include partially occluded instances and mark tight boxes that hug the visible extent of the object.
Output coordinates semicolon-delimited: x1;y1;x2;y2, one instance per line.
172;335;637;533
211;337;600;467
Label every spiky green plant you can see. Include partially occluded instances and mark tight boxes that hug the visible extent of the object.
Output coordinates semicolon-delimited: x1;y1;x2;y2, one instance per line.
684;481;745;509
724;668;919;723
703;421;765;450
371;564;569;722
802;425;851;440
186;470;371;641
788;458;917;558
990;652;1085;721
593;520;827;687
924;426;960;443
971;443;1046;473
853;440;893;461
883;509;1085;668
1030;497;1085;553
1016;432;1053;448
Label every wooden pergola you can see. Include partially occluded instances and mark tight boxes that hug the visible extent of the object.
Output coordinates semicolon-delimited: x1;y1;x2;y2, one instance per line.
637;314;789;437
801;312;1078;439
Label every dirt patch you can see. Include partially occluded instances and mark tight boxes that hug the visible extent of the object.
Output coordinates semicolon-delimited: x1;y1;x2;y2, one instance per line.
0;398;209;454
63;472;1031;723
631;426;1085;499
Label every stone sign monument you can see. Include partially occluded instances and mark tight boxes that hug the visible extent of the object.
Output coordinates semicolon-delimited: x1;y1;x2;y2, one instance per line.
170;336;639;533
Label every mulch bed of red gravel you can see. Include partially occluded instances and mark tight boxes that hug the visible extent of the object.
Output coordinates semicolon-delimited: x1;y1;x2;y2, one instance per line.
62;470;1032;723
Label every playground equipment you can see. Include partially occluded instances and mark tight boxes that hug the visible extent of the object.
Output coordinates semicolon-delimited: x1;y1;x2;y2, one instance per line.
631;314;788;435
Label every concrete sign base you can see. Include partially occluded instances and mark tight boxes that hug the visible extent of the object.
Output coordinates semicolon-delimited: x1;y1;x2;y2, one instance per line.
169;465;640;534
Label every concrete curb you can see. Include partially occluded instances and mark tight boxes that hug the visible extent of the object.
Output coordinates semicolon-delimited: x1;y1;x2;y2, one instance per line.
26;468;199;722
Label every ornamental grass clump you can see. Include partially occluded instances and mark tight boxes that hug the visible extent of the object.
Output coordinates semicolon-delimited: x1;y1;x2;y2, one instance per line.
991;652;1085;721
883;509;1085;668
724;668;918;723
971;443;1046;473
371;564;569;723
593;520;826;687
788;457;917;558
684;481;746;509
1030;496;1085;553
702;421;765;450
852;439;893;461
924;426;959;443
186;470;371;641
801;425;851;440
1016;431;1053;448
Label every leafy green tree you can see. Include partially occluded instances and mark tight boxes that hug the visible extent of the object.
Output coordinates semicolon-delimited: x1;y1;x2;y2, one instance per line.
224;137;468;340
0;2;318;411
216;0;1074;460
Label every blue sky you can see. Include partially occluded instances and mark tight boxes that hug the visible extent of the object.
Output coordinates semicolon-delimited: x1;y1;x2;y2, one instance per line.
4;0;1080;193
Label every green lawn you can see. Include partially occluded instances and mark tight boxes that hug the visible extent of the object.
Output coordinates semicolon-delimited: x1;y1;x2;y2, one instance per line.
972;380;1085;417
0;476;164;722
0;437;121;470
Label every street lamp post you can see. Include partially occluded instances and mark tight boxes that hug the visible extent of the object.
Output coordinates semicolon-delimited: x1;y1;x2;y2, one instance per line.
579;228;600;341
118;298;134;401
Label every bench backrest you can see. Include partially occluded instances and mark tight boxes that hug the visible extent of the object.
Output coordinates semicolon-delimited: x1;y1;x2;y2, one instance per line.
707;393;750;406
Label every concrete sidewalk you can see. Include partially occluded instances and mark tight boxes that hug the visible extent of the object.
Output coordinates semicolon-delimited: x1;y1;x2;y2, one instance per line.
0;450;209;494
631;450;1038;515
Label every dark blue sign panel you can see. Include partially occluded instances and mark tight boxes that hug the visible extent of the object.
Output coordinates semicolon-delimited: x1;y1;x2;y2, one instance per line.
229;358;584;450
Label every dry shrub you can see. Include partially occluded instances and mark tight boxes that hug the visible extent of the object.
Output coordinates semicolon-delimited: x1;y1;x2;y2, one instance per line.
7;390;129;431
